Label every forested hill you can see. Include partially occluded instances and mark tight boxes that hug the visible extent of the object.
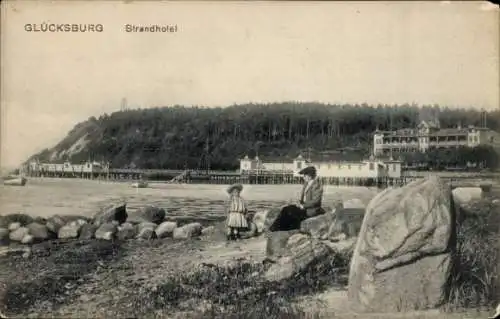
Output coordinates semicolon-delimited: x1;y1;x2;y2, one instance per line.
28;102;500;170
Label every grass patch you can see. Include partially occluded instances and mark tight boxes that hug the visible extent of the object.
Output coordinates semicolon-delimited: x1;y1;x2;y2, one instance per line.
446;197;500;310
132;248;352;318
3;239;123;314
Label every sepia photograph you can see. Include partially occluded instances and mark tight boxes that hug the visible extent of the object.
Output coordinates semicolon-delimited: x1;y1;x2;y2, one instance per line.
0;0;499;318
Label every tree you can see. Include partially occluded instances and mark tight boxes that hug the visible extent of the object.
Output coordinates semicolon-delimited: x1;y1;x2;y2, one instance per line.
28;102;500;170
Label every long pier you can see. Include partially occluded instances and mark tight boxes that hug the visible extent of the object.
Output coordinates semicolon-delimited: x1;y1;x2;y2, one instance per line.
24;168;498;189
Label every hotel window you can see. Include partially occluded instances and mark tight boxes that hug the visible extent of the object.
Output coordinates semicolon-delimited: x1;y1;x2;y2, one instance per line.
393;164;397;171
347;165;351;170
358;166;362;170
297;162;302;169
328;164;332;169
369;163;374;170
317;164;321;169
338;164;342;169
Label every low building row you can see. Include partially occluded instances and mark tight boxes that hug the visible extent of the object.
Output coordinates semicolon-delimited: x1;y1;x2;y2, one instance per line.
239;154;402;179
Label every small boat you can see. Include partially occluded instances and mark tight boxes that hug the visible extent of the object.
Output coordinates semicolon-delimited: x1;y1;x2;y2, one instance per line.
131;181;148;188
3;176;27;186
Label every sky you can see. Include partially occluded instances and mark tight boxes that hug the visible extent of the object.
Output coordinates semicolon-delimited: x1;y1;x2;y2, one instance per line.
1;0;499;168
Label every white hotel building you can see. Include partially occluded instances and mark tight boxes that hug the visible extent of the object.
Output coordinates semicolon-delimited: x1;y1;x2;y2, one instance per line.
239;154;402;179
373;120;500;156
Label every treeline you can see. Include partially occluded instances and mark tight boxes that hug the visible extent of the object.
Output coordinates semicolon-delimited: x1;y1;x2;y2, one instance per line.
31;102;500;170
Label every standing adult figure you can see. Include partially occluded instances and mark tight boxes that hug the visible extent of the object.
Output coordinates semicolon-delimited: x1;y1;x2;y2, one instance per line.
269;166;325;231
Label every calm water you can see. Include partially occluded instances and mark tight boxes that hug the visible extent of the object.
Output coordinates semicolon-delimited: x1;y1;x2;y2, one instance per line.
0;178;379;225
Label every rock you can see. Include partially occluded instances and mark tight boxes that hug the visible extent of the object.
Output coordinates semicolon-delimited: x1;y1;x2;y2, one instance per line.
58;220;86;239
8;222;21;232
0;213;34;227
300;213;334;239
172;222;203;239
93;203;128;226
136;222;157;240
348;176;455;313
340;208;365;237
46;215;67;234
79;223;98;240
26;222;49;241
9;227;30;242
34;216;48;225
155;221;178;238
252;210;269;234
21;234;34;244
117;222;137;240
137;222;156;232
135;205;167;225
264;233;332;282
95;222;118;240
266;230;300;259
0;228;9;244
60;215;91;224
262;207;284;232
452;187;482;205
200;225;215;237
320;205;364;241
322;236;358;255
240;222;258;239
343;198;365;209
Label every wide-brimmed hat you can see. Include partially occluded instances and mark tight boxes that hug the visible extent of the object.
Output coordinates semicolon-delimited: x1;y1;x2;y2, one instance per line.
298;166;316;177
489;304;500;319
227;183;243;194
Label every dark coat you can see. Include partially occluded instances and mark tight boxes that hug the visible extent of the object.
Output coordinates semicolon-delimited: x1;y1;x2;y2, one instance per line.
299;177;324;217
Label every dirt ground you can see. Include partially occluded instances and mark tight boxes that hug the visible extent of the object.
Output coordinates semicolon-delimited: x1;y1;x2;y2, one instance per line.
1;235;494;319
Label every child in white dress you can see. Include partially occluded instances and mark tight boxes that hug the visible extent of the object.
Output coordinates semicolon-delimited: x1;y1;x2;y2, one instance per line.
225;183;248;240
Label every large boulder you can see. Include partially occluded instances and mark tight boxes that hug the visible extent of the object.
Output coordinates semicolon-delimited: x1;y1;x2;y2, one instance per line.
172;222;203;239
26;222;50;241
9;227;30;242
264;233;332;282
58;220;87;239
300;213;334;239
93;203;128;226
46;215;67;234
348;176;456;312
265;230;300;260
95;222;119;240
155;221;177;238
452;187;482;206
117;222;137;240
133;206;167;225
79;223;98;240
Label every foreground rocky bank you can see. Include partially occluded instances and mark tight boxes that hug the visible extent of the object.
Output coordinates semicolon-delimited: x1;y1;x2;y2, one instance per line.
0;177;499;318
